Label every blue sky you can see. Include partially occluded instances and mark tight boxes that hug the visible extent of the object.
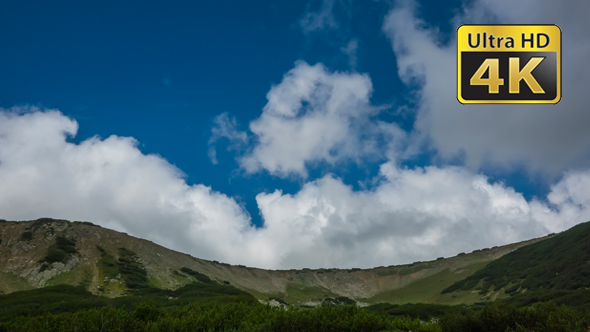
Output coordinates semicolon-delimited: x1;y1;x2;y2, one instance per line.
1;0;589;269
1;0;399;226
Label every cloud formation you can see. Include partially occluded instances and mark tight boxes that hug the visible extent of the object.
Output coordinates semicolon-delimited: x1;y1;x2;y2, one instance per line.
238;61;406;178
256;164;590;268
2;107;590;269
383;0;590;175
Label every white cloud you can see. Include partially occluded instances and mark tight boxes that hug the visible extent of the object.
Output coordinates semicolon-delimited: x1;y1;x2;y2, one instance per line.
383;0;590;175
255;164;584;269
238;61;406;177
1;107;589;269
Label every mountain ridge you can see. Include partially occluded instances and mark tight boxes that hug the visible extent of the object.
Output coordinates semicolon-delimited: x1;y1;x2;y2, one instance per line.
0;218;551;305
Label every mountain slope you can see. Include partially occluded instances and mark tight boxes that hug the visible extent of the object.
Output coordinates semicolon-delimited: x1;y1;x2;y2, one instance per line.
442;221;590;301
0;218;548;305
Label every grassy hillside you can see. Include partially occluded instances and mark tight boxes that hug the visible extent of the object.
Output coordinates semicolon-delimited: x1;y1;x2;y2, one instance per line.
442;221;590;308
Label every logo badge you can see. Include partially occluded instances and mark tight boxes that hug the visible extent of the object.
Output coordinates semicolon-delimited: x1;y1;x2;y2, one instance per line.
457;25;561;104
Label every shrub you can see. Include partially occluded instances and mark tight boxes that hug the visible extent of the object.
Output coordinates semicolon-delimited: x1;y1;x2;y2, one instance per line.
439;302;590;332
43;248;68;264
96;246;119;281
41;236;77;264
117;248;148;289
20;231;33;241
180;267;213;284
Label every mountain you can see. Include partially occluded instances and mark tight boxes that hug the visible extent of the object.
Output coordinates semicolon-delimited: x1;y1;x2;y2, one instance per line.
0;218;549;305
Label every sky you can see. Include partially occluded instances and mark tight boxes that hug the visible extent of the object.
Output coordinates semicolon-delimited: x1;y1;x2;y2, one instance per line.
1;0;590;269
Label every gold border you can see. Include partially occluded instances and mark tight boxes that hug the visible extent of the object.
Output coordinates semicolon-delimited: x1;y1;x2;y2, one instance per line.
457;24;561;104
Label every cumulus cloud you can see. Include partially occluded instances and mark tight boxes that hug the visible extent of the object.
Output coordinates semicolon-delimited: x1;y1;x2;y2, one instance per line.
255;165;590;269
383;0;590;175
2;107;590;269
238;61;406;177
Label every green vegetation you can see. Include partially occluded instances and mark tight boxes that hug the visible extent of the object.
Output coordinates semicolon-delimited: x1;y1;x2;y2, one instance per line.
0;284;437;332
0;302;443;332
368;303;469;321
180;267;213;284
1;286;589;331
443;221;590;296
0;280;256;322
0;285;108;320
439;302;590;332
502;288;590;312
41;236;78;266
